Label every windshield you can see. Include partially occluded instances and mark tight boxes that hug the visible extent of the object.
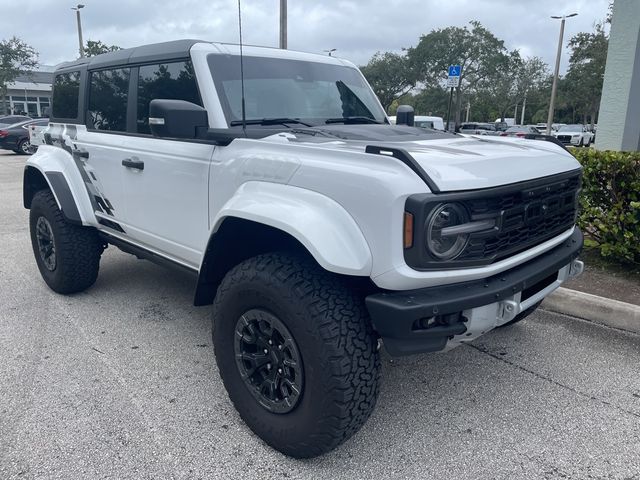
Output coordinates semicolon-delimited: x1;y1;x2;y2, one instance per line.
559;124;582;132
208;54;386;126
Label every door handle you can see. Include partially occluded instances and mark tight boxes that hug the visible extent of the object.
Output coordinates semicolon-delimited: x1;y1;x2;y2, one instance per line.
122;158;144;170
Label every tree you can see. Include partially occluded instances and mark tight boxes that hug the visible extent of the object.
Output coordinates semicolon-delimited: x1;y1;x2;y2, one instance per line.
406;21;507;127
477;50;522;122
360;52;415;112
0;37;38;115
563;23;608;127
83;40;122;57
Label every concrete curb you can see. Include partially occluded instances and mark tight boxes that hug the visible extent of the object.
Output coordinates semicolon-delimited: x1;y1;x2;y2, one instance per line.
542;287;640;334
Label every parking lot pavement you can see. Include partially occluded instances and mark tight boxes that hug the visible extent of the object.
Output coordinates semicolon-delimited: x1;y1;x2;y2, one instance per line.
1;150;640;480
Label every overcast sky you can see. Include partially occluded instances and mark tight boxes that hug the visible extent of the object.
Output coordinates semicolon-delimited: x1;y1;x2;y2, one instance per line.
3;0;610;73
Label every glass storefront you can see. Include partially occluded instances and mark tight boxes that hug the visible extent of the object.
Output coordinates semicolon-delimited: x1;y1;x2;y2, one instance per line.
3;94;51;118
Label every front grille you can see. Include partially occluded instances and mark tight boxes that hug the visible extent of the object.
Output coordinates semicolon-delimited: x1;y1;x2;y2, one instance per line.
457;174;580;262
403;171;581;270
557;135;572;143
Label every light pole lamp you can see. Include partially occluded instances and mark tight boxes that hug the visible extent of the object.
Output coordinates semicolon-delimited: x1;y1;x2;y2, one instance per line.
546;12;578;135
72;4;85;58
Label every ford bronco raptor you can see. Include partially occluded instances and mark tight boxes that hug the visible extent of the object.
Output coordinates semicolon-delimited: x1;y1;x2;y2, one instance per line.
24;40;583;458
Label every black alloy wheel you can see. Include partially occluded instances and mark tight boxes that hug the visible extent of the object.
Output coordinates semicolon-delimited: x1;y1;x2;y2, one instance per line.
234;309;303;414
35;216;57;271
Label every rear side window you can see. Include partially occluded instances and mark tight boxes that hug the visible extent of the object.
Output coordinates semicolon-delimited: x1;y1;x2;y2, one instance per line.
52;71;80;119
87;68;130;132
136;61;200;134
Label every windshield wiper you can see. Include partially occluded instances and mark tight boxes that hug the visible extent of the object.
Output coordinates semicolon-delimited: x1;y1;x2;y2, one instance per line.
325;116;383;125
229;118;313;127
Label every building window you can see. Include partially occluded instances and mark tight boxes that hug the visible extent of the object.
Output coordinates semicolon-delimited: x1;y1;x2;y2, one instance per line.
137;61;200;134
52;71;81;119
87;68;130;132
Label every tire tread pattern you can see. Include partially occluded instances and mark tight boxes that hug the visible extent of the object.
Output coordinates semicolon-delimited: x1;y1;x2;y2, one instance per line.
213;253;381;458
30;189;103;294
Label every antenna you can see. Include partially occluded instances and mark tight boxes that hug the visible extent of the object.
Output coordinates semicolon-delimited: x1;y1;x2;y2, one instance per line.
237;0;247;136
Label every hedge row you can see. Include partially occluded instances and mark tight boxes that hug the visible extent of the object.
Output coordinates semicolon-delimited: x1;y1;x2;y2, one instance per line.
569;148;640;264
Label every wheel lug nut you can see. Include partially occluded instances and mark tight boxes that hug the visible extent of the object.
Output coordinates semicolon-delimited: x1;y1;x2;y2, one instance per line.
263;349;268;354
278;345;283;350
278;368;282;374
268;340;273;345
267;363;272;370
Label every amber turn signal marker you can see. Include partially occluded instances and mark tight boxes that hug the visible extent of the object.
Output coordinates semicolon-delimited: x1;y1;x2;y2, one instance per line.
403;212;414;249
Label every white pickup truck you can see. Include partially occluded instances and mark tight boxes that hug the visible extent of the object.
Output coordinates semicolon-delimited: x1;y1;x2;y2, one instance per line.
23;40;583;458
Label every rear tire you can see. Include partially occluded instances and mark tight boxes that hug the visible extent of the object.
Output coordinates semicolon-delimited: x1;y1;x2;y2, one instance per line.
212;253;381;458
29;189;104;294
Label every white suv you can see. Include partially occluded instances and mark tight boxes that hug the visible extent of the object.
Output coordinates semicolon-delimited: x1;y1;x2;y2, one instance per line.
24;40;584;458
554;124;594;146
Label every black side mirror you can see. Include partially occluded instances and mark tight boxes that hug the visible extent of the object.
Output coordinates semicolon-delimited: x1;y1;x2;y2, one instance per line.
396;105;415;127
149;99;208;138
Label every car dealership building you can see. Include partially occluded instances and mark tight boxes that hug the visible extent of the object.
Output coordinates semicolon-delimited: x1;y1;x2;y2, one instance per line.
1;66;54;118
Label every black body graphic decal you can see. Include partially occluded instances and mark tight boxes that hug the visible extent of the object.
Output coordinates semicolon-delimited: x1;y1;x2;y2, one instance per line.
45;124;116;217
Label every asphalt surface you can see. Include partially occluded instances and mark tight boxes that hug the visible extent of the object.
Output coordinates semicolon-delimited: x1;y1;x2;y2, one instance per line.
2;150;640;479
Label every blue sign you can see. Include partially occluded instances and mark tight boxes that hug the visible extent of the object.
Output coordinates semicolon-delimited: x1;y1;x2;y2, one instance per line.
448;65;461;77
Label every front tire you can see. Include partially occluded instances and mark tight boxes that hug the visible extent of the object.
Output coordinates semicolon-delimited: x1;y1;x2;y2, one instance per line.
29;189;104;294
212;253;381;458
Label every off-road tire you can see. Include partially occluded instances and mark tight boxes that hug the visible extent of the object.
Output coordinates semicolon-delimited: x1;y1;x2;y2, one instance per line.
29;189;104;294
212;253;381;458
498;300;542;328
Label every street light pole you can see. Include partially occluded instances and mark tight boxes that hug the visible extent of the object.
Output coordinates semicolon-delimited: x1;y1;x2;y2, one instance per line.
279;0;287;49
72;4;85;58
546;13;577;135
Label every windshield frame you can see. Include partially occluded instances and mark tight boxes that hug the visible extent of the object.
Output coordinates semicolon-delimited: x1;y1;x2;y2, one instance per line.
207;53;387;127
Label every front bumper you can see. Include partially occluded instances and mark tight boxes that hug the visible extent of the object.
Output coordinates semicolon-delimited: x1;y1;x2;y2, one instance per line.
556;135;581;145
366;227;583;356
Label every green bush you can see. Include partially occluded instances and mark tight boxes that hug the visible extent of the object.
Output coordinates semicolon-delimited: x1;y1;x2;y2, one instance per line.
570;148;640;264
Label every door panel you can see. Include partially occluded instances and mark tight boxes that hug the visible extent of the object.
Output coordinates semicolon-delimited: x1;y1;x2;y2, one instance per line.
117;137;214;267
72;128;128;227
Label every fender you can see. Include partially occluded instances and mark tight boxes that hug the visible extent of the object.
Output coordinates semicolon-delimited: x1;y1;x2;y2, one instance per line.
210;181;373;276
24;145;97;226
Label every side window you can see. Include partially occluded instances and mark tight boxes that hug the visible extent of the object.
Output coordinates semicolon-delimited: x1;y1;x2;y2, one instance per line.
52;71;80;119
87;68;130;132
137;61;200;134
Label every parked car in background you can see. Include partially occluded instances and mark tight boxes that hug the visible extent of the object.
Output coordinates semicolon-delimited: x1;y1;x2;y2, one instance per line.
499;125;541;137
414;115;445;131
553;124;594;147
495;117;515;127
388;115;445;131
459;122;499;135
0;115;32;128
0;118;49;155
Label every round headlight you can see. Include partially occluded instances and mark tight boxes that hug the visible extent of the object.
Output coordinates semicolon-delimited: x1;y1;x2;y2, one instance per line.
425;203;469;260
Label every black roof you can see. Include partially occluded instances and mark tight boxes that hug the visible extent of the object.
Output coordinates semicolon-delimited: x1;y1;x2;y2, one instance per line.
55;39;204;72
